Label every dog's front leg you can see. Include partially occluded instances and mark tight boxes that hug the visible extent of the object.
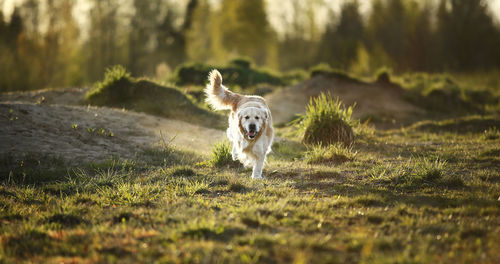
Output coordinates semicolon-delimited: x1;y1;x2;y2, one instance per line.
252;157;265;179
231;143;238;161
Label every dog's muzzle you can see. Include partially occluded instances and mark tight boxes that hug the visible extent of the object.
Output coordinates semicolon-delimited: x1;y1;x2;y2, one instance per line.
247;124;257;139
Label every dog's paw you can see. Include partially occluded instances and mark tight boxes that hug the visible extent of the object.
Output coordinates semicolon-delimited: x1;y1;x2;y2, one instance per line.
251;174;263;180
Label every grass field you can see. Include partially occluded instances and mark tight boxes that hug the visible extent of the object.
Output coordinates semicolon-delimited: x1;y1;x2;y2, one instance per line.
1;66;500;263
1;114;499;263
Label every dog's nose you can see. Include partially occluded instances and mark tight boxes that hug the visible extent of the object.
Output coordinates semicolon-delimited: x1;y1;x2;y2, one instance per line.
249;124;256;131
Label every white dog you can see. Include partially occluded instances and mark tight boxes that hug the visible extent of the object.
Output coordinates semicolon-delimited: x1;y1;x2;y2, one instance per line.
205;70;274;179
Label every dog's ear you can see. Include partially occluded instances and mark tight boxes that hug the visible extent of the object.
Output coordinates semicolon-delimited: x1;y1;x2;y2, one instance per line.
236;110;244;126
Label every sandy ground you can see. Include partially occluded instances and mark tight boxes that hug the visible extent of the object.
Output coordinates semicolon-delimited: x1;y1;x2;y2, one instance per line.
0;99;225;164
0;87;88;105
266;75;424;126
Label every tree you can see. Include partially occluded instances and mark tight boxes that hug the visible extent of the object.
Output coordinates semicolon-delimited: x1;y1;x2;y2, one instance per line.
436;0;500;70
128;0;163;76
277;0;322;71
405;2;434;71
319;0;364;70
366;0;409;70
185;0;213;62
217;0;277;66
85;0;124;82
155;1;191;69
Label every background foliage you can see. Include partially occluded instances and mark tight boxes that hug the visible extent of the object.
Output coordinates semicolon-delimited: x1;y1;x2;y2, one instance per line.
1;0;500;91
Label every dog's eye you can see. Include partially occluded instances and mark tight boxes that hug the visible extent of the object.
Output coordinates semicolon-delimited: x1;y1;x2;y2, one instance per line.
245;116;250;120
255;116;259;120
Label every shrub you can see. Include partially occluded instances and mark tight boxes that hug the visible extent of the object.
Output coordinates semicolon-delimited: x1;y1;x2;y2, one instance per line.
296;93;355;146
173;59;284;87
309;63;362;83
304;143;356;164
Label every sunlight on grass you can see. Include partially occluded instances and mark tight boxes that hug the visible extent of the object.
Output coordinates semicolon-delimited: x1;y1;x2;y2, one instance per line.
304;143;357;164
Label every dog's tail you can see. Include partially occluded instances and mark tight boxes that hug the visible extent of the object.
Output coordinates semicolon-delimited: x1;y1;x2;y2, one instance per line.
204;69;241;111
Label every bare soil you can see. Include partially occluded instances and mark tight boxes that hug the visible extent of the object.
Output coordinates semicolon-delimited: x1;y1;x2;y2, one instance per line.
266;74;424;127
1;88;225;164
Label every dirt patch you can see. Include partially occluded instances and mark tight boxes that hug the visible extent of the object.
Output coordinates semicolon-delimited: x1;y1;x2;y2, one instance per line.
0;102;224;165
266;74;424;127
0;87;87;105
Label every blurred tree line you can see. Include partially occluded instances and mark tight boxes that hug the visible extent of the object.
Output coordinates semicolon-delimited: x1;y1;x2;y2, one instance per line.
1;0;500;91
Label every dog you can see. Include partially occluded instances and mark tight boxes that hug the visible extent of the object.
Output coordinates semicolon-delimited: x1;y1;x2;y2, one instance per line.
205;70;274;179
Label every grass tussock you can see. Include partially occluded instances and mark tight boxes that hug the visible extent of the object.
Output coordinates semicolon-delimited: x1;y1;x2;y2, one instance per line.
295;92;355;146
85;65;223;128
483;127;499;140
304;143;356;164
388;157;464;188
209;140;239;168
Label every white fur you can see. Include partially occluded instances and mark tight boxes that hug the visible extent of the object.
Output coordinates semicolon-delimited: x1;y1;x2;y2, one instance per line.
205;70;232;111
205;70;274;179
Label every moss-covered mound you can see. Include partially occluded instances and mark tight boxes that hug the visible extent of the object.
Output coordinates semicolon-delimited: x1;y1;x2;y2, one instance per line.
86;65;224;128
174;58;284;87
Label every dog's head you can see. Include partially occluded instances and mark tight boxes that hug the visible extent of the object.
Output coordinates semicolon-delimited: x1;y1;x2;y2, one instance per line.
238;107;268;140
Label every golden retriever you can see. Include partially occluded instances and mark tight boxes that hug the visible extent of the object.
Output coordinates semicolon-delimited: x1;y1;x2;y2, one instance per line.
205;70;274;179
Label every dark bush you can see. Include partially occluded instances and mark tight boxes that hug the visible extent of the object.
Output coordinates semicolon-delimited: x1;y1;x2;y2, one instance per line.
173;59;284;87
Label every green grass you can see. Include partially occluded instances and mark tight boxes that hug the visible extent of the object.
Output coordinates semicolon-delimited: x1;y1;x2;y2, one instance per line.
390;72;500;114
304;143;357;164
295;92;356;146
3;64;500;262
85;65;224;129
209;140;240;168
1;115;499;263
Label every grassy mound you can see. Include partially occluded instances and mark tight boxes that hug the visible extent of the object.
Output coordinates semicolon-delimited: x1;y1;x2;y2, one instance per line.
86;65;223;128
309;64;363;84
296;93;355;146
173;58;284;87
398;73;493;114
